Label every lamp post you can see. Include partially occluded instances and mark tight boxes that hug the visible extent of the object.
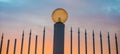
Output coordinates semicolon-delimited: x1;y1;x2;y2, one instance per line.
51;8;68;54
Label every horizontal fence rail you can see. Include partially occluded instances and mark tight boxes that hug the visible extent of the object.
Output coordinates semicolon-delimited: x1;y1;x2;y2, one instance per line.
0;28;119;54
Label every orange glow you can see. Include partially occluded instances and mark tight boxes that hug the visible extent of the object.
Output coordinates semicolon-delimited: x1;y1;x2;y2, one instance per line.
51;8;68;23
0;30;119;54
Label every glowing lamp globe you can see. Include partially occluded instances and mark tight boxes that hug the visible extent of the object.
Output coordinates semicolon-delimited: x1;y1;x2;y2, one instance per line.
51;8;68;23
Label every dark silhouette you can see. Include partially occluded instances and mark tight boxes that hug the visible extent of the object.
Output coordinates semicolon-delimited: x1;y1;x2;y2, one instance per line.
35;35;38;54
92;30;95;54
85;29;87;54
28;30;32;54
53;22;65;54
108;32;111;54
100;31;103;54
20;31;24;54
6;40;10;54
0;28;119;54
13;39;17;54
0;33;3;54
70;27;73;54
115;33;118;54
42;27;45;54
78;28;80;54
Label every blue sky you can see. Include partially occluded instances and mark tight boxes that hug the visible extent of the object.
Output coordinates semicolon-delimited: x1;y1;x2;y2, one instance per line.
0;0;120;30
0;0;120;33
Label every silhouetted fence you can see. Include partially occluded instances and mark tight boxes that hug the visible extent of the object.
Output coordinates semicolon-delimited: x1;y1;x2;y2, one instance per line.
0;28;119;54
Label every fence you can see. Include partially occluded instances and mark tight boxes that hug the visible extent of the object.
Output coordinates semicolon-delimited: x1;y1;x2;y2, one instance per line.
0;27;119;54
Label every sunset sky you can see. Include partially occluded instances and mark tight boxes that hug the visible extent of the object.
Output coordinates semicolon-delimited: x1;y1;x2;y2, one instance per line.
0;0;120;54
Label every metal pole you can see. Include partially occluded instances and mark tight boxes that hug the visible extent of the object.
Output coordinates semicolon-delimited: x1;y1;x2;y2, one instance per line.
78;28;80;54
115;33;118;54
0;33;4;54
108;32;111;54
100;31;103;54
13;39;17;54
35;35;38;54
6;40;10;54
42;27;45;54
20;31;24;54
85;29;87;54
93;30;95;54
28;29;32;54
70;27;72;54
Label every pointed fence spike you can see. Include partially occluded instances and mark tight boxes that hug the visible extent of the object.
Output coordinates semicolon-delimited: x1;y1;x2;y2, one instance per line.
85;29;87;54
2;33;3;39
78;27;80;54
28;29;32;54
115;33;118;54
71;27;72;32
22;30;24;36
6;39;10;54
0;33;4;54
35;35;38;54
43;27;45;32
115;33;117;39
85;29;87;35
108;32;110;38
13;39;17;54
20;31;24;54
78;27;80;33
42;27;46;54
30;29;32;35
100;31;102;37
92;30;95;54
93;30;94;35
108;32;111;54
70;27;73;54
100;31;103;54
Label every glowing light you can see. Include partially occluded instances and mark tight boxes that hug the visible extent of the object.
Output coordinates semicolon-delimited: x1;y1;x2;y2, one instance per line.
51;8;68;23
